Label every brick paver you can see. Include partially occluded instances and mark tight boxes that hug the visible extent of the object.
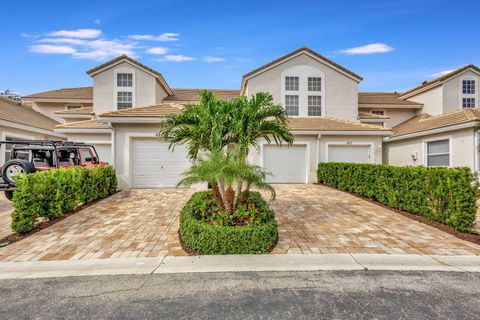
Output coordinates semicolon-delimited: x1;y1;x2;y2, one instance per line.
0;185;479;262
0;193;13;239
270;185;480;255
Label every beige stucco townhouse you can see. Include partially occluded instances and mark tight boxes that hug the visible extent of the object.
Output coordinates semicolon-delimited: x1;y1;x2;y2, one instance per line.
16;47;479;189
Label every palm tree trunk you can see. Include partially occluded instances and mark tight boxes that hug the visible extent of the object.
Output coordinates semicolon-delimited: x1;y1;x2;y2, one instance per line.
233;181;243;209
211;183;225;210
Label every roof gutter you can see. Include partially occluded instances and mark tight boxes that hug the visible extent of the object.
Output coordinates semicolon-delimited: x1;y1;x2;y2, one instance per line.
291;130;392;136
383;121;478;142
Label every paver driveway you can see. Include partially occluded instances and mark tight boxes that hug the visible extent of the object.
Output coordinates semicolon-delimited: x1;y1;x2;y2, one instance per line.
0;185;479;262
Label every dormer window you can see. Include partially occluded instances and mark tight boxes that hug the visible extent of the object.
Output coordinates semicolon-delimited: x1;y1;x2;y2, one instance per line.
461;78;477;108
117;73;133;87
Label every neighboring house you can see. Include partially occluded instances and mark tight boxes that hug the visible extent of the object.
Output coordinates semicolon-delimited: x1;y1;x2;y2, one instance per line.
0;95;65;165
383;64;480;169
20;47;480;189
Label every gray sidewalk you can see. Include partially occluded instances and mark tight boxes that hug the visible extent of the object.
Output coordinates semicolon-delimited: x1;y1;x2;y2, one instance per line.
0;253;479;279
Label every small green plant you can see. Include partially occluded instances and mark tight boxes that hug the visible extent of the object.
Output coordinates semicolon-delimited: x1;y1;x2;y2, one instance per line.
180;191;278;254
317;162;478;232
11;166;117;234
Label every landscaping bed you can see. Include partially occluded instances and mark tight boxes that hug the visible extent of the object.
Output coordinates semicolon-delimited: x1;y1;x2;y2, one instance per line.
179;191;278;254
317;162;478;233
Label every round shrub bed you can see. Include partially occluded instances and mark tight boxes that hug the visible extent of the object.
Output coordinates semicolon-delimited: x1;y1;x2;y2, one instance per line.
179;191;278;254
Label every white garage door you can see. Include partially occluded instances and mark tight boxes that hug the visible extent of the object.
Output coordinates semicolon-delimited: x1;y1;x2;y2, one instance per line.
132;138;190;188
263;145;307;183
328;145;370;163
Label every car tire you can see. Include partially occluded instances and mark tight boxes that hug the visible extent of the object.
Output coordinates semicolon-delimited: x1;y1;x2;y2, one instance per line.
1;160;35;184
4;190;14;201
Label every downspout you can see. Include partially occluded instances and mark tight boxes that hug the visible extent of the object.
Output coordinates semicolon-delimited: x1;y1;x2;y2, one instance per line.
316;134;322;167
107;122;115;168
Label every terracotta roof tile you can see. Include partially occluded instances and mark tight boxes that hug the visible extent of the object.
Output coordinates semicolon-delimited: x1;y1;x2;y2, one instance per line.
0;98;60;131
163;88;240;102
98;103;184;117
288;116;390;132
357;111;390;119
55;119;110;130
55;107;94;115
358;92;422;107
400;64;480;97
390;108;480;138
23;87;93;100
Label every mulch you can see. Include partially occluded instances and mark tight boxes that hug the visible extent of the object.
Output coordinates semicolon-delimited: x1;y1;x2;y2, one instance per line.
0;192;118;247
319;183;480;246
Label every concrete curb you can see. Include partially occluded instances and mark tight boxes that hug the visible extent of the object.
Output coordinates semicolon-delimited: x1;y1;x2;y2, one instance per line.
0;254;479;279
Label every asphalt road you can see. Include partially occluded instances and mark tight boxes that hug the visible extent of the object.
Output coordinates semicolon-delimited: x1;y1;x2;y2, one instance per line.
1;271;479;319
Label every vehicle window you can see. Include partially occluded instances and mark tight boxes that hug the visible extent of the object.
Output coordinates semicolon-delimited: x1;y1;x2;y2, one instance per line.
32;150;53;167
57;149;80;166
79;148;93;162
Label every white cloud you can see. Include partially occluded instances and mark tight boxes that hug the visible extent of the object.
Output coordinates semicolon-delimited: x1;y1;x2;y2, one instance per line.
203;56;226;63
160;54;195;62
47;29;102;39
29;44;77;54
146;47;169;55
94;19;101;25
72;39;135;60
429;70;455;78
129;33;179;41
338;43;394;55
38;38;87;45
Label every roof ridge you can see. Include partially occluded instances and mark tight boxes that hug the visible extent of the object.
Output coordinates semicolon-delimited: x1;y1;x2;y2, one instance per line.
417;109;473;123
322;115;391;130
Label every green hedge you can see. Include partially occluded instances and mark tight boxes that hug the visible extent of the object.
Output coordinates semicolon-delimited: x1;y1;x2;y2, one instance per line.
180;191;278;254
317;162;478;232
11;166;117;234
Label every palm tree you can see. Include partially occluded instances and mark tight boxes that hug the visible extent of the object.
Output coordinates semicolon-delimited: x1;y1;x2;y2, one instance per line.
177;149;275;215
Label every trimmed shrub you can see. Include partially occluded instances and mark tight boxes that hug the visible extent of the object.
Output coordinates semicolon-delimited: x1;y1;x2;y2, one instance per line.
11;166;117;234
180;191;278;254
317;162;478;232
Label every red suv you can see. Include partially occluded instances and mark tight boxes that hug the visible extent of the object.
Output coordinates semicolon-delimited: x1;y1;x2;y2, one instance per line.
0;141;108;200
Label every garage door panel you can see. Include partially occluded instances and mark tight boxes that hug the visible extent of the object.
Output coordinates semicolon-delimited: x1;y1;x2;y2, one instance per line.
263;145;306;183
328;145;370;163
132;138;190;188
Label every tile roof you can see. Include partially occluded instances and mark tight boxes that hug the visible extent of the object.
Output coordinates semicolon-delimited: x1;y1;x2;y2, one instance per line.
163;88;240;102
98;103;184;117
390;108;480;138
55;119;110;130
242;47;363;81
288;116;390;132
358;92;422;107
358;111;390;120
400;64;480;98
23;87;93;100
55;107;94;115
0;98;60;131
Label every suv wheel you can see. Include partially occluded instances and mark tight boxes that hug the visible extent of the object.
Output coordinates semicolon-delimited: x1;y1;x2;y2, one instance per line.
1;160;35;184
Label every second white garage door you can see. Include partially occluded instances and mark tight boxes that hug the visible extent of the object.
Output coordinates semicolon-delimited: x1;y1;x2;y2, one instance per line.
327;145;371;163
263;145;307;183
132;138;190;188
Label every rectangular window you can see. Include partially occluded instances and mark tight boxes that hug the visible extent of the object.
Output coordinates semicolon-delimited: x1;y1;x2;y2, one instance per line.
308;95;322;116
308;77;321;91
285;95;299;116
285;76;299;91
426;139;450;167
463;80;476;94
117;92;133;109
371;110;385;116
117;73;133;87
463;98;476;108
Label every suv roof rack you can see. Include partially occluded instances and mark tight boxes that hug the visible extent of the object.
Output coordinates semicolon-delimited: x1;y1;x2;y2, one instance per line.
0;140;89;147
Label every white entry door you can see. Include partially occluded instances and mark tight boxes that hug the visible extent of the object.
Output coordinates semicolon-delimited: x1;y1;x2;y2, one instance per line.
327;145;371;163
263;145;307;183
132;138;190;188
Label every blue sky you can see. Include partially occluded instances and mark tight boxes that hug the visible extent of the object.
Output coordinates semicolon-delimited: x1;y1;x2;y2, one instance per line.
1;0;479;95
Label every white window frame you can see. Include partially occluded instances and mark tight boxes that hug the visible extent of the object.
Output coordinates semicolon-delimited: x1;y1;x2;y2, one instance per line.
307;95;322;116
114;67;135;110
422;137;452;167
281;65;325;117
284;94;299;116
459;76;477;108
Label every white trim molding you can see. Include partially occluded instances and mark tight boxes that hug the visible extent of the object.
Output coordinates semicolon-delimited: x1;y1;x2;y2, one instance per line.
422;136;453;167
